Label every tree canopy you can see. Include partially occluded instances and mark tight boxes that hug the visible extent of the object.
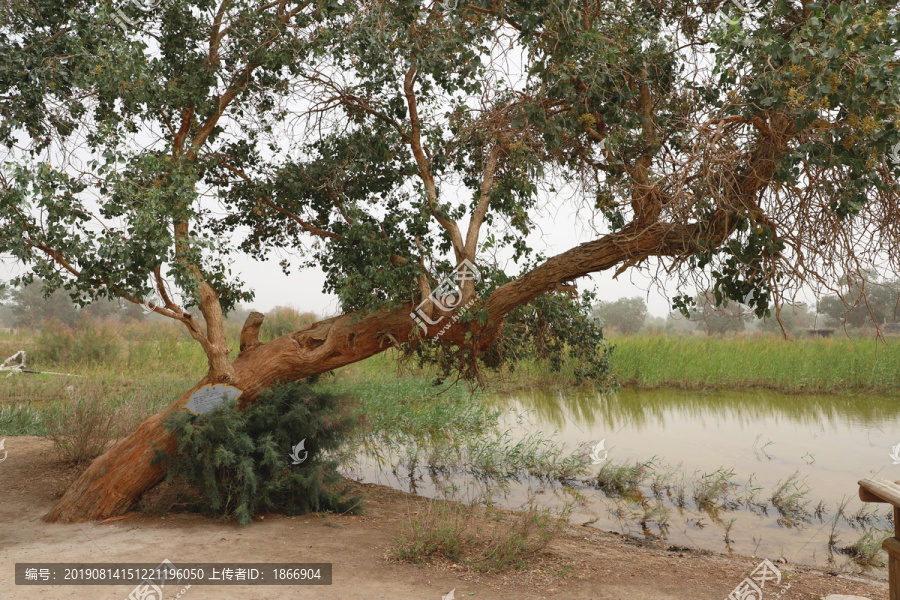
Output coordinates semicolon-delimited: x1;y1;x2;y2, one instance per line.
594;296;648;334
688;289;750;335
3;0;900;522
3;0;900;370
818;271;900;327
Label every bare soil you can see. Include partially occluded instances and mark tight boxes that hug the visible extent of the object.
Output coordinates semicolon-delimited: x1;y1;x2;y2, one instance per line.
0;437;891;600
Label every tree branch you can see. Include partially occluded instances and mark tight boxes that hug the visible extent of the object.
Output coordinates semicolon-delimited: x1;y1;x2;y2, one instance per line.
240;311;266;353
403;62;465;262
464;142;503;258
205;0;232;70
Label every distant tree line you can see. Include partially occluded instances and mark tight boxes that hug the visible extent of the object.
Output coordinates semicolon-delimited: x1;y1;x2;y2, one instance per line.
594;273;900;336
6;275;898;336
0;280;316;335
0;279;149;329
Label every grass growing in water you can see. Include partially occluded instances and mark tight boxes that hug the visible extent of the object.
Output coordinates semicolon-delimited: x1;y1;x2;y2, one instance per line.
692;468;741;512
320;358;591;483
590;458;816;529
595;459;657;499
770;471;812;528
836;530;892;567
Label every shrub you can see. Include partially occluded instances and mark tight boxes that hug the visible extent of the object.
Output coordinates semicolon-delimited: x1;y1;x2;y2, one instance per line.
393;499;568;573
156;382;361;525
30;320;70;365
43;385;129;464
394;501;476;564
32;318;125;366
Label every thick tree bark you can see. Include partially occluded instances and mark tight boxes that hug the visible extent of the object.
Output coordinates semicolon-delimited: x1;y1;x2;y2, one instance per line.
42;384;203;523
239;311;265;352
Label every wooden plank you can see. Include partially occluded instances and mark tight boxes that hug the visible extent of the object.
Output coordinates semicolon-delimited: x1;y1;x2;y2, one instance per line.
885;536;900;558
862;484;900;600
887;537;900;600
858;479;900;507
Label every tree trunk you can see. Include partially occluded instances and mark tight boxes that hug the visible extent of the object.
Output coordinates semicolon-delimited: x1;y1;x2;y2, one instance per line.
42;304;446;522
42;384;202;523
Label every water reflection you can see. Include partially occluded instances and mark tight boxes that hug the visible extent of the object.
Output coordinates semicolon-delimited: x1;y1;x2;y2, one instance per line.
349;386;900;576
490;387;900;431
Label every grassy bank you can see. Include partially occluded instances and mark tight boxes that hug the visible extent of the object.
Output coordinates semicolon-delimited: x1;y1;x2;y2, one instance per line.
3;322;900;406
607;334;900;393
0;323;586;481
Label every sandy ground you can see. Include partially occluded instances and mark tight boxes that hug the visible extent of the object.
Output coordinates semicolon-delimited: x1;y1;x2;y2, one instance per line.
0;436;892;600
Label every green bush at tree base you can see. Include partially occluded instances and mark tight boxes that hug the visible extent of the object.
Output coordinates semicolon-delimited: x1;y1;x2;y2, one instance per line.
155;382;362;525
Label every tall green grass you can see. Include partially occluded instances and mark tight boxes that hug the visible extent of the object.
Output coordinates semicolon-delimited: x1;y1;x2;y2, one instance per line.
607;334;900;392
2;326;586;481
0;321;209;440
0;319;210;375
5;321;900;435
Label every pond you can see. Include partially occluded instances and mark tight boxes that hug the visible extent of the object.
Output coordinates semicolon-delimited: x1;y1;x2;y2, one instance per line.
346;386;900;575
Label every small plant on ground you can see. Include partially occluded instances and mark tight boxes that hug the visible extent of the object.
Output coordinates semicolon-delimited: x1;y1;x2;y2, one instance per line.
392;498;569;573
393;501;476;564
155;381;361;525
476;501;569;572
43;385;130;464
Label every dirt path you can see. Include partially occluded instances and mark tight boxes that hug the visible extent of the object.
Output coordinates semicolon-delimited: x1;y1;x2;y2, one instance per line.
0;437;890;600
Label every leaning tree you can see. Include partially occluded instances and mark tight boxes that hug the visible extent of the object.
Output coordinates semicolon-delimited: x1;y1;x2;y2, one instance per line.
1;0;898;521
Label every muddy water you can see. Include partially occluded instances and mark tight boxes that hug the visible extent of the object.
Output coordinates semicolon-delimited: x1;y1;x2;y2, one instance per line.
348;387;900;574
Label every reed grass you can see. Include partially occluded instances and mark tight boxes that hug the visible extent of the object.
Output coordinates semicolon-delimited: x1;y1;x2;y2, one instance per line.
607;334;900;393
6;320;900;399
